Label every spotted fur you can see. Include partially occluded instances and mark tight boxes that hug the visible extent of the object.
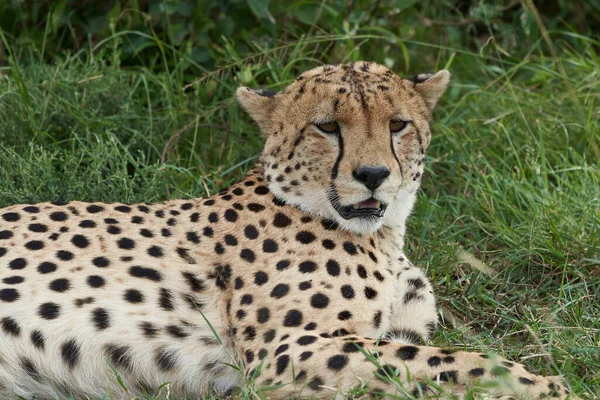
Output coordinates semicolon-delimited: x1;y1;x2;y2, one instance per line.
0;62;568;399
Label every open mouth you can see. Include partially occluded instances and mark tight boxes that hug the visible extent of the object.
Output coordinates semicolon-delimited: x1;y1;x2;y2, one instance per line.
338;198;387;219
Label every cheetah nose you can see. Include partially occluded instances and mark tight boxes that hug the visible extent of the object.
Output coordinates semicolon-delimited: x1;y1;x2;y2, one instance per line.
352;166;390;191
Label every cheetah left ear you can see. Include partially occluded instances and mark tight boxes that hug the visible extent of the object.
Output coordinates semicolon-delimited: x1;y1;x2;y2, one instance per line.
237;87;278;133
412;70;451;111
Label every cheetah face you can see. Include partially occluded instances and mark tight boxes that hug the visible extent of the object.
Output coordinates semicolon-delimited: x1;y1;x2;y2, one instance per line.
238;62;449;234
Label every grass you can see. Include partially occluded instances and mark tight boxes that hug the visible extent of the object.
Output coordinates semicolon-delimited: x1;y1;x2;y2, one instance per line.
1;18;599;400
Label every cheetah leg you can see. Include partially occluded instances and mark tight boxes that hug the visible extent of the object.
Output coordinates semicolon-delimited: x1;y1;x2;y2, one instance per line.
386;256;438;344
246;334;568;399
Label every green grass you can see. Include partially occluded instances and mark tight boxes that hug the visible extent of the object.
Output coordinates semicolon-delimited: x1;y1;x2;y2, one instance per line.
1;20;599;400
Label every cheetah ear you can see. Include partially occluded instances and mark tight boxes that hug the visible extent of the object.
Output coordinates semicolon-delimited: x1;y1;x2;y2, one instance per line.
237;87;278;132
412;70;451;111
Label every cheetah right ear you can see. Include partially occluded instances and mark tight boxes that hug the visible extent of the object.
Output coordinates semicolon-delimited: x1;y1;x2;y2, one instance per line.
412;70;451;111
237;87;278;132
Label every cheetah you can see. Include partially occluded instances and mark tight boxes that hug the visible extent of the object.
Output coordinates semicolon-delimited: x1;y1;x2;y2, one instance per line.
0;62;569;399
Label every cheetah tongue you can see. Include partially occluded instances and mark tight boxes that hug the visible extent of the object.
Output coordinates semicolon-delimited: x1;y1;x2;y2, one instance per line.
353;199;380;209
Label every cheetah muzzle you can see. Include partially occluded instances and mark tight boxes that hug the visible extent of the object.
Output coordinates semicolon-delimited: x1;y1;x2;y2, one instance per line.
0;61;570;400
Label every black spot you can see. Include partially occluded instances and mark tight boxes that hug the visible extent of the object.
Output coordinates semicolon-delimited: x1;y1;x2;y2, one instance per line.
158;288;175;311
438;370;458;382
79;220;96;228
243;326;256;340
273;212;292;228
140;229;154;238
240;249;256;263
373;311;382;328
0;230;14;240
21;357;41;381
276;260;291;270
247;203;265;212
56;250;73;261
124;289;144;303
9;258;27;270
71;234;89;248
31;330;45;350
182;272;205;292
283;309;303;326
428;356;441;367
0;247;6;257
215;243;225;254
343;342;363;353
105;344;133;370
254;271;269;285
39;302;60;320
224;234;238;246
224;209;238;222
275;354;290;375
338;311;352;320
147;246;164;258
29;223;47;232
364;287;378;299
3;276;24;284
310;293;330;309
327;355;348;370
202;227;214;237
1;317;21;336
341;285;355;299
244;225;259;239
92;308;110;330
92;256;109;268
23;206;40;213
300;351;313;361
296;231;316;244
155;347;177;371
115;205;131;213
257;307;270;323
373;271;385;281
322;239;335;249
0;288;20;302
396;346;419;360
49;278;70;292
254;186;269;195
519;376;534;385
275;344;289;356
87;275;106;288
50;211;68;221
298;281;312;290
140;322;158;338
212;264;232;289
326;260;340;276
117;238;135;249
234;277;244;289
167;325;189;339
262;239;278;253
241;294;253;305
106;225;121;235
388;328;421;344
25;240;44;250
129;266;162;282
204;199;216;206
61;339;80;369
299;261;317;273
343;242;357;255
263;329;276;343
297;336;317;345
271;284;290;298
469;368;485;377
185;231;200;244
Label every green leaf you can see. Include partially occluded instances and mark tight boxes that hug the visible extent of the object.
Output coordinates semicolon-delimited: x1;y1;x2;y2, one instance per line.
247;0;275;24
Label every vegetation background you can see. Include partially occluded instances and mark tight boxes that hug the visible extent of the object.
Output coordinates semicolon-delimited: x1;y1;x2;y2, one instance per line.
0;0;598;398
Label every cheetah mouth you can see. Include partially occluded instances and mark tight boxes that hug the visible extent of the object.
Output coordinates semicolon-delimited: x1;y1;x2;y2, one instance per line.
338;199;387;219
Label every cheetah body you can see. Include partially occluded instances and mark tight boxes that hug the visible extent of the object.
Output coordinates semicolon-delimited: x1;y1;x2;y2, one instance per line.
0;62;568;399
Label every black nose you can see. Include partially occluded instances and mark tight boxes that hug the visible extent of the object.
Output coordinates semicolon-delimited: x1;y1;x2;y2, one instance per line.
352;166;390;191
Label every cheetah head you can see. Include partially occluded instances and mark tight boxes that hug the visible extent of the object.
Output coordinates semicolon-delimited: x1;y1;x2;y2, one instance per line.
238;62;449;234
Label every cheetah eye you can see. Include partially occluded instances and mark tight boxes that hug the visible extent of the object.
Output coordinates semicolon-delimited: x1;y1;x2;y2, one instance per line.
390;120;408;134
314;122;340;134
